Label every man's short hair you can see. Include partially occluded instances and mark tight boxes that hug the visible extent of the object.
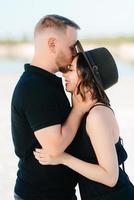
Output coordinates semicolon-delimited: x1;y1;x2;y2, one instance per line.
35;14;80;35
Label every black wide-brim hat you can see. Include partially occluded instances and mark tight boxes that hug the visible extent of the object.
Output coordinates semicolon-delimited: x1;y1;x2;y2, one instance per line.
85;47;118;90
75;41;119;90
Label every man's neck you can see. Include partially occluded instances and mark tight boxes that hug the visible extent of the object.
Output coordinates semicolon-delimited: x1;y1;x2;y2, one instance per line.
31;54;58;74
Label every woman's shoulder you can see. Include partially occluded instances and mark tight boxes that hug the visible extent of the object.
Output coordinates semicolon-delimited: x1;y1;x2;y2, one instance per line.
86;103;120;145
88;103;114;116
86;103;115;128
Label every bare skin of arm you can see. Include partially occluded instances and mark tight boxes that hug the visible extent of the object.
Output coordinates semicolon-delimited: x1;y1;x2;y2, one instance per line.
34;106;120;187
34;92;96;156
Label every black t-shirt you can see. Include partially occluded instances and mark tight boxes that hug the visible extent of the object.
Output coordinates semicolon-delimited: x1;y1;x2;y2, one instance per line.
11;64;77;200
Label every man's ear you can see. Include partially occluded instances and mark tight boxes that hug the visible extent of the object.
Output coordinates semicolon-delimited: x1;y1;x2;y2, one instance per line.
48;37;56;53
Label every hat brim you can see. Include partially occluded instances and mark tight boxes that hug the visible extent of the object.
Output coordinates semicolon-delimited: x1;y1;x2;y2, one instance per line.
85;47;119;90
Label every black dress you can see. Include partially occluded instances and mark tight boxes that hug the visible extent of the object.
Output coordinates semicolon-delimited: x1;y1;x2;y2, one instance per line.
72;104;134;200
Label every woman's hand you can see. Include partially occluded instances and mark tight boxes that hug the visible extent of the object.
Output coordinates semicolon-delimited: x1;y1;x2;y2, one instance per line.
33;148;66;165
72;86;97;115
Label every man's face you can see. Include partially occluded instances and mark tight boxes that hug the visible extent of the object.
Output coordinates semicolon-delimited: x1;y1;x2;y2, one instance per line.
55;26;78;72
62;56;80;93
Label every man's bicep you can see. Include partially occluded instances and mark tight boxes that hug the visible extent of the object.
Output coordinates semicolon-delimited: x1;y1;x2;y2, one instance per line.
34;124;62;155
23;86;62;131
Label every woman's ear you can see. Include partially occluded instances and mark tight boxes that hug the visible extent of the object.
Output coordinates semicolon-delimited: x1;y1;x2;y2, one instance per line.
48;37;56;53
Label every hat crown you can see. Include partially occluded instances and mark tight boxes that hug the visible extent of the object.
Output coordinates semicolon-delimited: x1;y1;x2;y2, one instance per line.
85;47;118;90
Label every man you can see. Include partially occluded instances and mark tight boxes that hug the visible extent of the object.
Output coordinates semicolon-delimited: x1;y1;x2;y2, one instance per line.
11;15;93;200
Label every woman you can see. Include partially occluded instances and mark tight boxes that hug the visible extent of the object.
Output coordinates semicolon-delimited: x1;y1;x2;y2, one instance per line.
34;52;134;199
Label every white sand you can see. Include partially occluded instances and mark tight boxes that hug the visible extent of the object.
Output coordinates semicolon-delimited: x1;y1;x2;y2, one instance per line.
0;73;134;200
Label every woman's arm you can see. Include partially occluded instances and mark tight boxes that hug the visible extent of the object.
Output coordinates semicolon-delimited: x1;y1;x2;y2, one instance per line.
34;106;119;187
62;106;119;187
34;92;96;156
84;106;119;186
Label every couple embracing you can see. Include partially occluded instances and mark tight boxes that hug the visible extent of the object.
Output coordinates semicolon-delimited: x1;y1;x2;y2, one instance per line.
12;14;134;200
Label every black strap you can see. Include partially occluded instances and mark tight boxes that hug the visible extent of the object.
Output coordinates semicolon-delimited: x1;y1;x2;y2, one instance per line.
88;103;114;114
75;40;109;101
120;138;126;172
85;52;103;88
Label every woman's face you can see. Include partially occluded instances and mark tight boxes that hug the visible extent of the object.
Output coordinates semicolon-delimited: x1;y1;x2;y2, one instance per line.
63;56;80;93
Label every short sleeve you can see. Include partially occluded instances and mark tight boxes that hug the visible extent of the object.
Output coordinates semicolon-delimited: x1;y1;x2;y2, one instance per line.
23;84;62;131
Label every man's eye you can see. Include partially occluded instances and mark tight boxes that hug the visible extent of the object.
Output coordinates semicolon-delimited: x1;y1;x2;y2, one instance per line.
70;46;74;51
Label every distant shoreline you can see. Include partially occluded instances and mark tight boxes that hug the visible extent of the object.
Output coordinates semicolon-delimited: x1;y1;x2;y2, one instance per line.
0;42;134;64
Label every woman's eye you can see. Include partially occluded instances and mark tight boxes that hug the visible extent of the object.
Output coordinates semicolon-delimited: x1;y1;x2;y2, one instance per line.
67;65;73;72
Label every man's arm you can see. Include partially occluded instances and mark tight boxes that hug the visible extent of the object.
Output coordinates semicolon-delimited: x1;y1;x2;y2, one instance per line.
34;91;96;156
23;82;95;156
34;107;84;156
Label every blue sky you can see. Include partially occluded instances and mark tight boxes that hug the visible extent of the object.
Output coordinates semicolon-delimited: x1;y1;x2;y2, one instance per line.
0;0;134;39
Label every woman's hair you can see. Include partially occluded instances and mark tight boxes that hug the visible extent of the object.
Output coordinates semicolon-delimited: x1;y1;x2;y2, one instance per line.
76;53;110;105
